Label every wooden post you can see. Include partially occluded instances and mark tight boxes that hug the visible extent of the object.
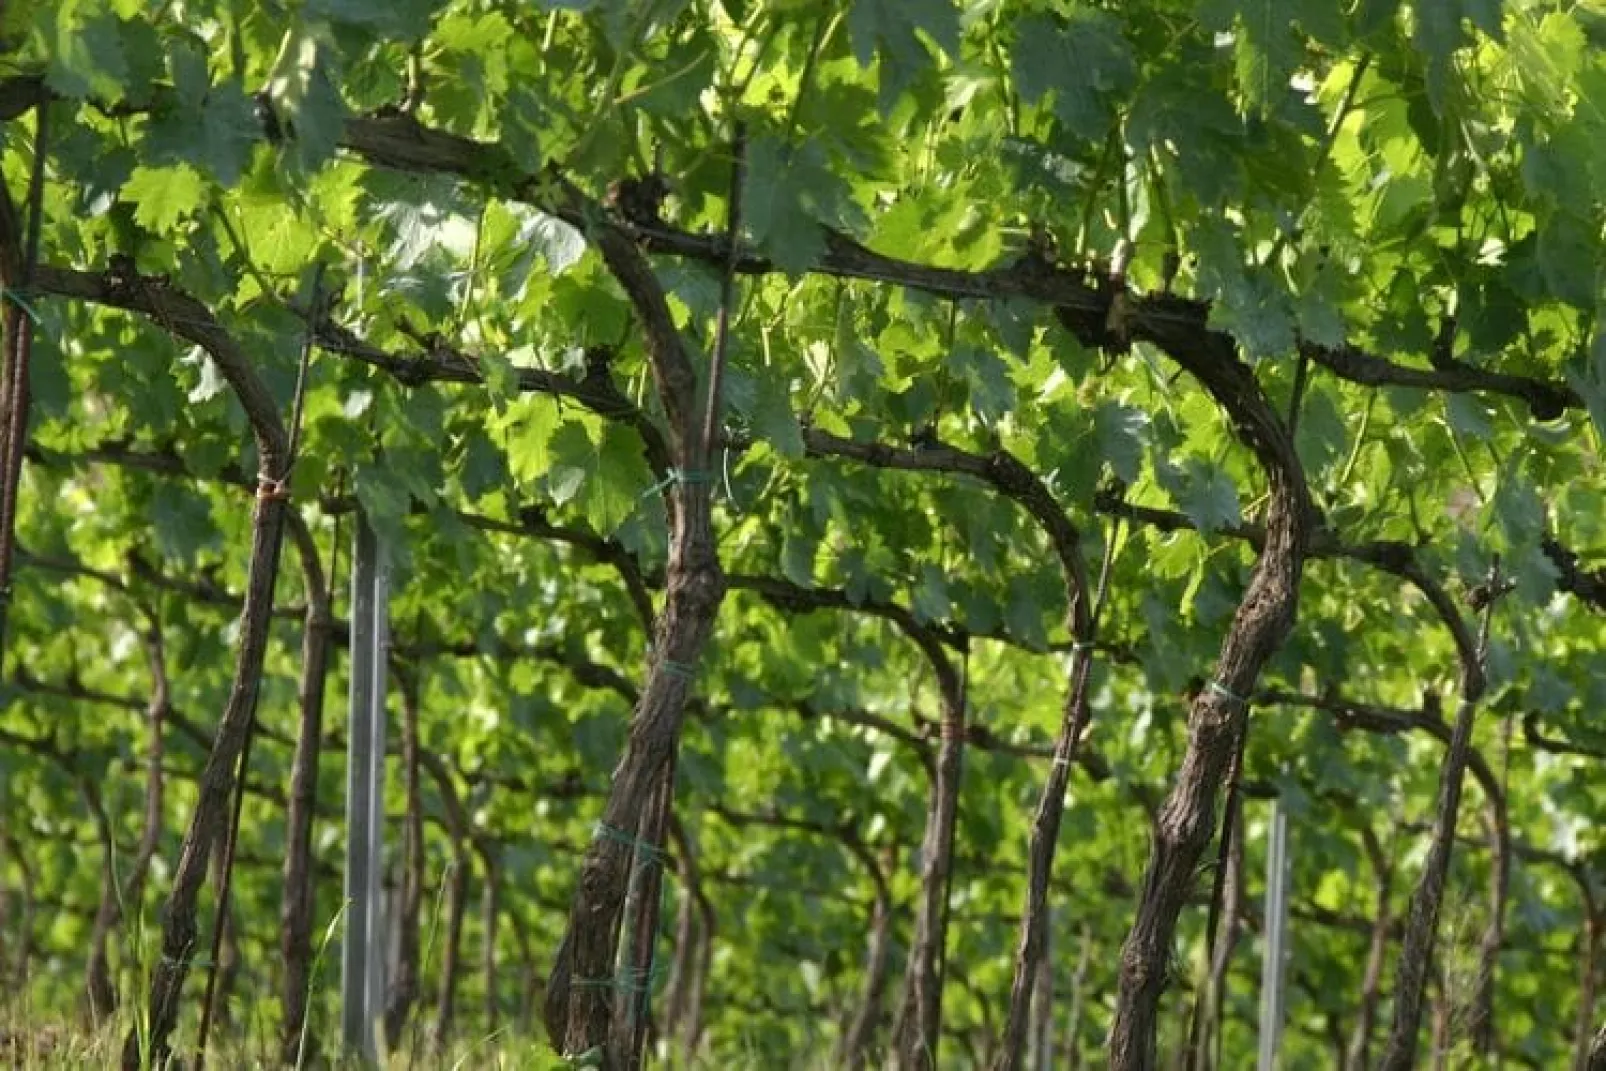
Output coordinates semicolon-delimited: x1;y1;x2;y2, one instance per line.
342;511;390;1059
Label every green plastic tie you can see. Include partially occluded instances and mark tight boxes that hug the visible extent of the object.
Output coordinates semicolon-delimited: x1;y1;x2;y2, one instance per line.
567;966;665;998
1070;641;1095;653
593;821;669;868
563;1045;604;1068
641;467;714;499
1207;679;1249;707
2;288;40;323
661;658;697;682
569;977;618;990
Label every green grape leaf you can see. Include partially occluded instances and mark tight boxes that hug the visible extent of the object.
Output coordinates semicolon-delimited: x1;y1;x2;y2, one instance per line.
264;31;349;171
848;0;960;107
1094;402;1148;485
741;137;829;275
43;0;129;99
150;482;220;566
1161;458;1242;534
1011;11;1135;141
503;397;560;484
121;163;207;234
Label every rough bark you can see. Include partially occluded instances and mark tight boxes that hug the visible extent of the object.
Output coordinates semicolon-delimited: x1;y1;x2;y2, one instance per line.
660;829;698;1049
1379;573;1497;1071
1590;1017;1606;1071
662;817;713;1066
1062;925;1092;1071
541;173;733;1068
890;639;966;1070
1578;914;1601;1071
1026;915;1054;1071
384;664;426;1047
1468;800;1510;1055
993;647;1094;1071
837;836;894;1070
0;100;46;666
1188;767;1245;1071
277;510;334;1066
211;857;242;1036
28;265;293;1071
1346;825;1395;1071
81;775;118;1022
618;771;675;1069
1101;295;1312;1070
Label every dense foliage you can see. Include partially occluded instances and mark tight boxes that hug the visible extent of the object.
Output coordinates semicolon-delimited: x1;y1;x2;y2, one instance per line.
1;0;1605;1068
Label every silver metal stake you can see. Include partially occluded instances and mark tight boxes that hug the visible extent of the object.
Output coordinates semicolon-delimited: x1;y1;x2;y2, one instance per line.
1257;795;1291;1071
342;511;390;1059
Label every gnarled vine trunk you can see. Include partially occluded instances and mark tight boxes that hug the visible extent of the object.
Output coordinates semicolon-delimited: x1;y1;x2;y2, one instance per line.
1379;571;1497;1071
541;163;738;1068
384;664;426;1047
837;836;894;1070
1346;825;1394;1071
891;647;965;1070
1100;299;1312;1070
278;510;334;1065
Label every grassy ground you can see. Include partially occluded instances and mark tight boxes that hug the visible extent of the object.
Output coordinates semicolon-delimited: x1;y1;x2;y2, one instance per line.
0;1017;579;1069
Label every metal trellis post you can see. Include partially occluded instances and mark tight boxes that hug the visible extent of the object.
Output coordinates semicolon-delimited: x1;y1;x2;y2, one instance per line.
1257;793;1291;1071
342;510;390;1059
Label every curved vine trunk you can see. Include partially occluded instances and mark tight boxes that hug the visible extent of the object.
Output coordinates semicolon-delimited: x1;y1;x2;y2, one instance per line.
80;616;169;1027
278;511;334;1066
1026;915;1054;1071
81;776;118;1022
1062;925;1092;1070
660;823;699;1048
1379;574;1497;1071
36;264;303;1071
891;652;966;1070
1345;826;1395;1071
837;836;894;1070
1468;795;1510;1055
384;664;426;1048
617;770;676;1068
1187;780;1245;1071
662;817;714;1066
1102;300;1312;1070
542;179;734;1070
684;888;715;1060
994;647;1094;1071
0;101;47;666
